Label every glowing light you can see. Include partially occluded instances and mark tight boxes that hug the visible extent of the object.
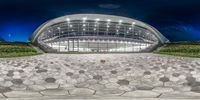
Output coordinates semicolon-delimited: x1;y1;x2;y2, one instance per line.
132;22;136;25
82;17;87;20
119;20;123;23
95;18;100;21
107;19;111;22
66;18;70;22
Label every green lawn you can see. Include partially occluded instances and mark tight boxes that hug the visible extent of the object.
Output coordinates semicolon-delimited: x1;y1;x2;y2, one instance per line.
0;42;39;58
156;42;200;58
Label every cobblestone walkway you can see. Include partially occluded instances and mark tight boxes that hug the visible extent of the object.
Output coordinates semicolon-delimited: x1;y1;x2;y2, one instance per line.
0;53;200;99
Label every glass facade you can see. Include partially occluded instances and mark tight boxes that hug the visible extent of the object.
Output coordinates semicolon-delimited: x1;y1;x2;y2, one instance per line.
37;20;159;53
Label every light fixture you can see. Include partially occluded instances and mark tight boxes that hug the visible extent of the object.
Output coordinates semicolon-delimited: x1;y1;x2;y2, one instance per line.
129;27;132;30
107;19;111;22
83;17;87;20
83;28;86;31
132;22;136;25
94;28;96;31
48;30;51;32
83;24;86;27
95;18;100;21
69;25;73;27
57;27;61;30
119;20;123;23
66;18;70;22
107;25;110;28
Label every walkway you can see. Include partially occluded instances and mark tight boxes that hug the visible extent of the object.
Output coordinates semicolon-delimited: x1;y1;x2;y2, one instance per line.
0;53;200;99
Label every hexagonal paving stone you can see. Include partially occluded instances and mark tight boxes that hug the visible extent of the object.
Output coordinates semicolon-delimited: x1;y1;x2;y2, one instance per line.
41;89;69;96
66;72;73;76
191;86;200;93
36;69;47;73
125;68;131;71
4;91;42;98
159;77;170;83
172;73;180;77
43;83;59;89
18;70;24;73
152;87;174;93
93;75;103;80
160;91;200;99
136;85;154;90
96;88;125;96
117;79;130;86
11;79;23;85
100;60;106;63
119;85;135;91
0;87;12;93
7;70;14;77
69;88;95;96
105;82;120;89
122;90;160;98
144;71;151;75
110;70;117;74
79;70;85;74
28;85;46;91
75;82;90;88
89;84;105;90
45;77;56;83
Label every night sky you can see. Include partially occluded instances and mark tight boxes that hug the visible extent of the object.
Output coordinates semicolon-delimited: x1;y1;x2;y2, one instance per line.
0;0;200;42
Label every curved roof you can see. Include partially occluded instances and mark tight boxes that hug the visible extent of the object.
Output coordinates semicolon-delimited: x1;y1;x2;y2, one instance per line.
31;14;169;43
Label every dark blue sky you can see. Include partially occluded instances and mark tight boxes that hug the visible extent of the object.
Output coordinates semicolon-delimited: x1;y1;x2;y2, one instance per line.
0;0;200;42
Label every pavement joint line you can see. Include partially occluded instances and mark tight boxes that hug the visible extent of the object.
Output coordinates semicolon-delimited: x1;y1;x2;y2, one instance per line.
119;91;127;96
156;93;162;98
38;91;45;96
93;90;96;95
67;90;71;95
1;93;7;98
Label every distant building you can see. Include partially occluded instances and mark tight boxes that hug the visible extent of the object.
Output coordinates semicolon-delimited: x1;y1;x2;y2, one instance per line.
31;14;169;53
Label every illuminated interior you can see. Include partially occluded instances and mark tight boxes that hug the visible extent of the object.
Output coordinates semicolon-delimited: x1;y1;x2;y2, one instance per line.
32;14;168;53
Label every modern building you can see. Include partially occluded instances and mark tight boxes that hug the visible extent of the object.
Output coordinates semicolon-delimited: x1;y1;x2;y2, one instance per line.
31;14;169;53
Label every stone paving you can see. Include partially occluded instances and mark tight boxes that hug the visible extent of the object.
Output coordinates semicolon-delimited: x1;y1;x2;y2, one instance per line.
0;53;200;99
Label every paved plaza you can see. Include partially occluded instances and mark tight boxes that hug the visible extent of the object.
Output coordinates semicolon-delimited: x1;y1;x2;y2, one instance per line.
0;53;200;99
